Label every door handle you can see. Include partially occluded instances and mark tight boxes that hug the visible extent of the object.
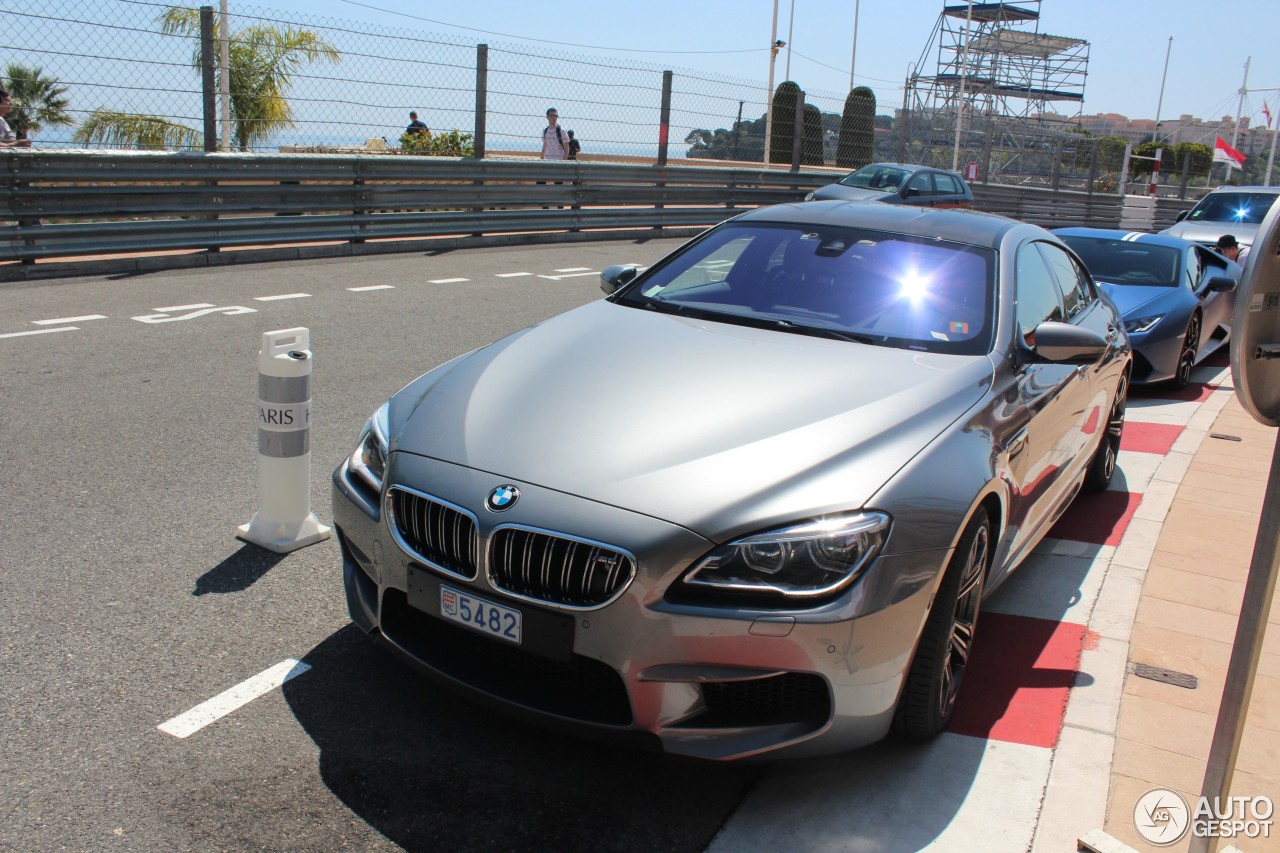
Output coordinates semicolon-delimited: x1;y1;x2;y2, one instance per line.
1005;430;1028;458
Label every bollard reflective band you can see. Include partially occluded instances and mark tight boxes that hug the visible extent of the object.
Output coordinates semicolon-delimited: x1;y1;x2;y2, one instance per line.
257;373;310;457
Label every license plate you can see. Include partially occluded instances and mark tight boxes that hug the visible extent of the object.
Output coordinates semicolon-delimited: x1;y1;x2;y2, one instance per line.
440;585;522;645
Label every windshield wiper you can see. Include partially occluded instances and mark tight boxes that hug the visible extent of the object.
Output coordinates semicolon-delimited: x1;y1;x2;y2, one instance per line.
773;320;876;345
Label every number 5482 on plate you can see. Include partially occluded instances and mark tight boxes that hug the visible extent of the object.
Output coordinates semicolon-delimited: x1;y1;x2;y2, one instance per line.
441;585;522;644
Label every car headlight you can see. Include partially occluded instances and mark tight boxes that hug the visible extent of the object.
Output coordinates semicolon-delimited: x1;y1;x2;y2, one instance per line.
1124;315;1163;334
683;512;890;598
804;191;816;201
348;402;390;492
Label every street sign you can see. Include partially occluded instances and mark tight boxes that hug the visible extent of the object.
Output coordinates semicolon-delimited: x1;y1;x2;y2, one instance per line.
1231;198;1280;425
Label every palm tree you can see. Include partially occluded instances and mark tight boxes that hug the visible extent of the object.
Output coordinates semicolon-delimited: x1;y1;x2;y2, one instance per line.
4;63;73;141
72;109;201;150
159;6;340;151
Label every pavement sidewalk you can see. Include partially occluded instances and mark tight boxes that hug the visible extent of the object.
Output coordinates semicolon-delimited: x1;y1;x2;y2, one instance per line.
1073;364;1280;852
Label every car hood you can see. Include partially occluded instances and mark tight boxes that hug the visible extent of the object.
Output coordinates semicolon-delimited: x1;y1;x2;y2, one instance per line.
1095;282;1181;317
1162;220;1260;247
810;184;892;203
389;300;992;538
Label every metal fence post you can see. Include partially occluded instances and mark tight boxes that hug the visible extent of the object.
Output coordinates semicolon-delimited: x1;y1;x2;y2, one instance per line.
1051;138;1063;191
200;6;217;152
1086;137;1099;195
474;43;488;160
657;70;673;167
1179;148;1192;199
790;89;804;173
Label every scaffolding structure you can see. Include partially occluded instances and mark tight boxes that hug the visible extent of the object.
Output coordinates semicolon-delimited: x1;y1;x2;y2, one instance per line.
903;2;1092;185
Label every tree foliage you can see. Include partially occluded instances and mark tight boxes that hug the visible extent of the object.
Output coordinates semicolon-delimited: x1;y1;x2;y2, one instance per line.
802;104;824;165
398;129;475;157
72;109;201;150
769;81;801;164
3;63;73;140
837;86;876;169
684;116;765;162
159;6;340;151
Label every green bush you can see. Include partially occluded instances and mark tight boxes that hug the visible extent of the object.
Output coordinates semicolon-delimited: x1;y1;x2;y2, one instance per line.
837;86;876;169
802;104;824;166
769;81;801;164
398;129;475;157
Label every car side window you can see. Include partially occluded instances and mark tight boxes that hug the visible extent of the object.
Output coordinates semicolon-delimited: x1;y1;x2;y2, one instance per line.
1016;244;1065;341
1186;248;1203;290
935;174;961;195
907;173;932;197
1036;242;1092;320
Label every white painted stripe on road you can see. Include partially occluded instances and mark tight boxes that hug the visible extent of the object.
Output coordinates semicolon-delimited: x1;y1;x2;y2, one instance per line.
157;659;311;739
254;293;310;302
32;314;106;325
538;271;599;280
555;267;591;272
428;277;469;284
0;326;78;339
347;285;394;292
495;272;532;278
156;303;215;312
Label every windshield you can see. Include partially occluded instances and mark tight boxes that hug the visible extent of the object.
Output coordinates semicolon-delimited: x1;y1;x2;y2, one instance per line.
1060;236;1181;287
838;165;909;191
1187;192;1279;225
614;222;995;355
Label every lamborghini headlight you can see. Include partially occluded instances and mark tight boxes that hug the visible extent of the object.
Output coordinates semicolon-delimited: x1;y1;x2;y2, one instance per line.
683;512;890;598
1124;315;1163;334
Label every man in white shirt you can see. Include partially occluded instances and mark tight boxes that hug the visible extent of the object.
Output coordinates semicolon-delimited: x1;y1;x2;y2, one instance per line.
541;108;568;160
0;87;33;149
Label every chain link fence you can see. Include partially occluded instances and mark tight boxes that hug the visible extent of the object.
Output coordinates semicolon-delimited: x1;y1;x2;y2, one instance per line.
0;0;1204;195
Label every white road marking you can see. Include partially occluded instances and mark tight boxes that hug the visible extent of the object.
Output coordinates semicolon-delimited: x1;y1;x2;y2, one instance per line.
428;278;469;284
32;314;106;325
157;659;311;739
0;326;78;339
156;303;215;312
254;293;310;302
495;272;532;278
347;285;394;292
133;305;256;323
555;267;592;272
538;271;599;280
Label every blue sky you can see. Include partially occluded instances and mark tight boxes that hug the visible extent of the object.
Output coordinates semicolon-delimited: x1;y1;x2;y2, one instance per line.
261;0;1280;125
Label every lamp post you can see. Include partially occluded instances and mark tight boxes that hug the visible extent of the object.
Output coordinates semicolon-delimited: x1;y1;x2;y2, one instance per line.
849;0;861;90
764;0;782;165
1153;36;1171;145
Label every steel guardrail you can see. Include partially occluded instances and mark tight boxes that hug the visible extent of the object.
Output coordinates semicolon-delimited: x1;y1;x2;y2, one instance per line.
1;151;1194;264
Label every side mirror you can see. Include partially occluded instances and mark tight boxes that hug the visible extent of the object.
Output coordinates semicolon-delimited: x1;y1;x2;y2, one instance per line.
1207;275;1237;293
1023;321;1109;365
600;264;638;295
1174;209;1189;222
904;186;922;197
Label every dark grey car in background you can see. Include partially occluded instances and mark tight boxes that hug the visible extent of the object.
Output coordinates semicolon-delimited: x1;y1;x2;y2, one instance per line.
332;202;1130;760
805;162;975;208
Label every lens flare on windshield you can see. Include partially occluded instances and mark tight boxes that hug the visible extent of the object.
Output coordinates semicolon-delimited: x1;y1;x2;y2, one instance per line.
898;269;930;302
1235;207;1251;221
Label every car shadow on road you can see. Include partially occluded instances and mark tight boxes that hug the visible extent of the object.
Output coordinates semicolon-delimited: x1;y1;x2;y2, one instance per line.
282;625;761;853
193;543;287;596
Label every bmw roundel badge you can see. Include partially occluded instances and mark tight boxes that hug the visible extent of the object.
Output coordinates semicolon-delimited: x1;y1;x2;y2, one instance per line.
486;484;520;512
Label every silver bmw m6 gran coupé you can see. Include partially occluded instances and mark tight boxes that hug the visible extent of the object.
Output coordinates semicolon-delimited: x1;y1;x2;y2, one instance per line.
331;201;1131;761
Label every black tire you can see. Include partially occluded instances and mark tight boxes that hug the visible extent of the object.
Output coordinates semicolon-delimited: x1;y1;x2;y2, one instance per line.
1084;371;1128;492
1171;313;1201;390
894;507;991;740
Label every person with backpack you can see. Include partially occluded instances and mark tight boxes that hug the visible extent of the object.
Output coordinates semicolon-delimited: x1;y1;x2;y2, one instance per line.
566;129;581;160
541;108;569;159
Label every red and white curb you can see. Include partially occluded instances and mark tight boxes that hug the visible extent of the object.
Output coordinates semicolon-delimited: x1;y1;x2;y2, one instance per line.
710;358;1235;853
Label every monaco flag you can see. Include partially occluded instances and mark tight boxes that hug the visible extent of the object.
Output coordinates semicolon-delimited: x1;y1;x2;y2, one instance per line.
1214;136;1247;168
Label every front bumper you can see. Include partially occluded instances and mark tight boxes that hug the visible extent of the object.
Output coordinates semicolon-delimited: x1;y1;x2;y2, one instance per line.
332;452;944;761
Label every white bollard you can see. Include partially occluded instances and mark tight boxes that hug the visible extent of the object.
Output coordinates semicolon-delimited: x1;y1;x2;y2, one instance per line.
237;327;333;553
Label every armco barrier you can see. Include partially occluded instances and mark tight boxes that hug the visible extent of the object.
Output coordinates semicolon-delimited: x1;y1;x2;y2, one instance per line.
1;151;1195;268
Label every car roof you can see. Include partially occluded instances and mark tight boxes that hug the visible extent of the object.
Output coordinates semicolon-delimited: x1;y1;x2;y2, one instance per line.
1053;227;1197;250
1201;186;1280;195
858;162;964;178
735;200;1020;248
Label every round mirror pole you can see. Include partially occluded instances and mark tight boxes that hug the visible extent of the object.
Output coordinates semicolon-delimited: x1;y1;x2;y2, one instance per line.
1191;201;1280;853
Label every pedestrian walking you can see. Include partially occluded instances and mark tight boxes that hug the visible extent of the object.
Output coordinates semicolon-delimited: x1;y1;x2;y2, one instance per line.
0;86;32;149
405;111;430;137
566;129;581;160
541;108;568;160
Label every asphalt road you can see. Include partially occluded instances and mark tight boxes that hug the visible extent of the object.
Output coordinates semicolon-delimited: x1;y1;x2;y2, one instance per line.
1;239;776;852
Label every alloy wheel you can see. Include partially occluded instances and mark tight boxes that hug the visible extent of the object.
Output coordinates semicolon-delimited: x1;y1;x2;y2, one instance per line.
938;522;989;720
